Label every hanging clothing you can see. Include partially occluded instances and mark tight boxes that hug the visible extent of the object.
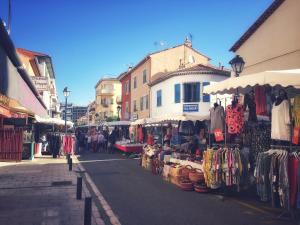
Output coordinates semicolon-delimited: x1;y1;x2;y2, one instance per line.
255;150;290;209
255;86;267;116
203;147;243;189
289;155;298;208
293;95;300;128
271;100;290;141
209;105;225;133
244;93;257;122
225;104;244;134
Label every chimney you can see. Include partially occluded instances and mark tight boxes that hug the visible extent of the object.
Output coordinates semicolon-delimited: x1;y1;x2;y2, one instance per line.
221;66;224;70
128;66;132;71
184;37;192;47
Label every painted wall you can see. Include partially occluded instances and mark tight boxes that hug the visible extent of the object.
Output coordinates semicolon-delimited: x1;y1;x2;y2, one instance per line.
151;45;209;79
120;73;131;120
150;74;227;119
130;45;210;120
95;80;121;119
236;0;300;75
130;60;151;119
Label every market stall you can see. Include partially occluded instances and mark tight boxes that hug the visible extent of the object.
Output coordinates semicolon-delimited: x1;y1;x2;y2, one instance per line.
105;121;144;153
201;68;300;215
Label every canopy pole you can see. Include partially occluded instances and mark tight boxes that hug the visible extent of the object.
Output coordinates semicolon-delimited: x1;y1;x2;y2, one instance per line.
224;98;227;147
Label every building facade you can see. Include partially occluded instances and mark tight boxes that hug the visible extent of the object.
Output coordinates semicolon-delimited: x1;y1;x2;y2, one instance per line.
230;0;300;75
17;48;60;118
118;71;131;120
130;38;210;120
60;103;88;123
149;64;230;118
95;78;121;120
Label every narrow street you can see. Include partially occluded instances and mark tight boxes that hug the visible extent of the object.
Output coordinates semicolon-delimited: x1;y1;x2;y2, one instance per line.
79;152;294;225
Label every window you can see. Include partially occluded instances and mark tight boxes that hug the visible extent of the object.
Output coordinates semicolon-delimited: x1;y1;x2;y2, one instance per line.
145;95;148;109
126;80;130;93
140;97;143;111
174;84;180;103
203;82;210;102
125;101;129;113
157;90;162;107
110;98;114;105
133;77;137;89
133;100;137;112
183;82;200;102
143;70;147;84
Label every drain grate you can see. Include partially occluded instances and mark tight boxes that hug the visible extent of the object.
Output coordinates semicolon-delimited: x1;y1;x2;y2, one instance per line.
51;181;72;186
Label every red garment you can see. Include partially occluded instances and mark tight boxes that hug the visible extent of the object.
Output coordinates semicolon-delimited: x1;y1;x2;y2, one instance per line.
63;136;74;154
138;127;143;143
289;156;299;207
255;86;267;115
147;134;154;145
225;104;244;134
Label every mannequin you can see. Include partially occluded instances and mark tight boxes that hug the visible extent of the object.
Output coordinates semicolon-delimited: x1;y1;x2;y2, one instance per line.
275;89;288;106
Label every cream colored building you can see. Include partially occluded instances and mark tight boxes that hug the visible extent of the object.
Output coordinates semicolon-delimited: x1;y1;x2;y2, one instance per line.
230;0;300;75
130;38;211;120
17;48;60;118
95;78;121;120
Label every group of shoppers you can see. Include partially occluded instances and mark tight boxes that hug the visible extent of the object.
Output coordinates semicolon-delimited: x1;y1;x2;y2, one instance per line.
76;127;119;154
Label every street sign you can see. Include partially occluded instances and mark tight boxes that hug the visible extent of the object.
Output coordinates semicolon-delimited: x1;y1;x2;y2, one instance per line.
183;104;199;112
30;76;49;91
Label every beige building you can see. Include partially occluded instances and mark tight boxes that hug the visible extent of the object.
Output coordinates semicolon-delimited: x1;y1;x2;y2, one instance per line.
230;0;300;75
130;38;211;120
95;78;121;120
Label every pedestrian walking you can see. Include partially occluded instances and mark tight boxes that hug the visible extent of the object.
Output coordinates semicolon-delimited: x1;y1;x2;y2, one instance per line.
97;131;105;153
108;127;117;154
103;127;109;153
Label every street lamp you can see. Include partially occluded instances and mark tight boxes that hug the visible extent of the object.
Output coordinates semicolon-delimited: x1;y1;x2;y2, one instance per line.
63;87;70;135
229;55;245;77
117;105;121;121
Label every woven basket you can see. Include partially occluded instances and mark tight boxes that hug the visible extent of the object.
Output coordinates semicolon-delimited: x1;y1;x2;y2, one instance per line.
189;169;204;183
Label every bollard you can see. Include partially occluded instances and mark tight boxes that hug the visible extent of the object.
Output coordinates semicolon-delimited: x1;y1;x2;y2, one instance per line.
66;154;70;163
76;176;82;200
84;197;92;225
69;158;72;171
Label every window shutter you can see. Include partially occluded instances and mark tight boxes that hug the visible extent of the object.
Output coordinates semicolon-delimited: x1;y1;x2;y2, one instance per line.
196;82;200;102
203;82;210;102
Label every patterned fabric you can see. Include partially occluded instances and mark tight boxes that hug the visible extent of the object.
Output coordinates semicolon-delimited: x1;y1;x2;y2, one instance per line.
225;104;244;134
243;122;271;162
293;95;300;127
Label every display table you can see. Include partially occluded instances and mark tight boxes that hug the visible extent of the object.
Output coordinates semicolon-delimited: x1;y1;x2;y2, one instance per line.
114;142;144;153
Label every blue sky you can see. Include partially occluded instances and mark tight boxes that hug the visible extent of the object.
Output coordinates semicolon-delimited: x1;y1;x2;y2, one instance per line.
0;0;273;105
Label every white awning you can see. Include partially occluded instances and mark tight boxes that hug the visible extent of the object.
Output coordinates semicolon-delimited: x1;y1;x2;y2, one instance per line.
105;121;131;126
131;114;209;126
35;115;73;127
203;69;300;95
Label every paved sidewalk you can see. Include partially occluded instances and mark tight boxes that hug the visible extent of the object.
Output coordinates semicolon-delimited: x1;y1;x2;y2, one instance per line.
0;156;105;225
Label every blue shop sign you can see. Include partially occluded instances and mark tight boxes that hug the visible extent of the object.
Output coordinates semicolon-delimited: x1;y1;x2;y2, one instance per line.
183;104;199;112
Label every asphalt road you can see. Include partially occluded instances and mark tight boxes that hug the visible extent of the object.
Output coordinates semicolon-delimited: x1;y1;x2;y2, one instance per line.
78;152;294;225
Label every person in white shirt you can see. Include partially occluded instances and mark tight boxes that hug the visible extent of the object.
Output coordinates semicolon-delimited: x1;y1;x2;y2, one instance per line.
87;134;91;151
97;132;105;152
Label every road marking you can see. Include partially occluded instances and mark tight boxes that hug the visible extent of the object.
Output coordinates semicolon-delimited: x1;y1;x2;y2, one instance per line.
75;156;122;225
233;199;273;215
79;158;139;163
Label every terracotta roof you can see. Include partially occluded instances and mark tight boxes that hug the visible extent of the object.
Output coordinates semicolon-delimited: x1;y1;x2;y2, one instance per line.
17;48;48;58
149;64;231;87
117;71;130;81
230;0;285;52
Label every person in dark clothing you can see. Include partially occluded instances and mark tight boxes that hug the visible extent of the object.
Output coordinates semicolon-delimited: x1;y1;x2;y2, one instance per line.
108;127;118;154
103;127;109;153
